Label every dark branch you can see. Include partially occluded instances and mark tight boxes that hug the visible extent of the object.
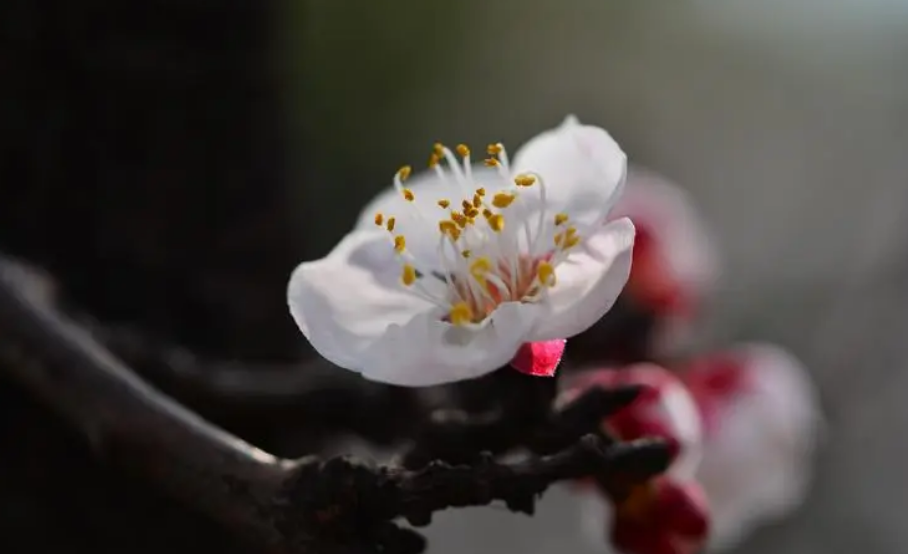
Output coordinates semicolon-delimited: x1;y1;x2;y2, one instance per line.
0;257;293;551
0;256;673;554
403;384;642;467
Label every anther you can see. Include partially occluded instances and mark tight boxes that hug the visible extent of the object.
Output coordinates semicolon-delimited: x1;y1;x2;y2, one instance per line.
537;262;556;287
514;174;536;187
472;194;482;208
437;199;450;209
374;212;384;226
439;220;461;241
433;143;445;156
397;165;412;181
456;144;470;157
476;187;486;196
394;235;406;253
449;302;474;326
484;158;500;167
429;153;441;168
401;264;417;286
554;213;569;226
461;249;471;258
469;257;492;283
487;213;505;232
386;217;396;232
492;192;516;209
487;143;503;156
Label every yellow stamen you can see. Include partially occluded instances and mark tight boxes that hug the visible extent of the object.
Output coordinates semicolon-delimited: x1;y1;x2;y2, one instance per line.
433;142;445;156
487;213;505;232
554;213;569;226
401;264;417;286
487;143;503;156
402;188;415;202
374;212;384;226
482;208;493;219
469;257;492;282
484;158;500;167
476;187;486;196
514;174;536;187
386;217;396;232
461;249;471;258
473;194;482;208
397;165;412;181
492;192;516;209
451;211;468;229
439;220;461;241
449;302;474;326
456;144;470;157
537;262;556;287
461;199;473;211
394;235;406;253
429;153;441;168
561;227;580;250
437;199;450;209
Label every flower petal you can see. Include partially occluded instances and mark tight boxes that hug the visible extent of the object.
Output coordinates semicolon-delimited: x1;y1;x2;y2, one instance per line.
509;339;566;377
511;115;628;227
360;301;540;386
287;229;435;371
527;217;635;342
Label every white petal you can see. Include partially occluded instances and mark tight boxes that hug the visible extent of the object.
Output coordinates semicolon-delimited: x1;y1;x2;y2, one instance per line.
527;218;635;341
287;229;434;371
360;301;540;386
511;115;628;227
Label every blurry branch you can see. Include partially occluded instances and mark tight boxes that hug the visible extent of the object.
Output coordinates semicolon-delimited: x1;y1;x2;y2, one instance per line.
0;255;671;554
94;322;423;445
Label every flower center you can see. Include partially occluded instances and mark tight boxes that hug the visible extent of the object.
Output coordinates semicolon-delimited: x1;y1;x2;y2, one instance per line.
374;142;584;326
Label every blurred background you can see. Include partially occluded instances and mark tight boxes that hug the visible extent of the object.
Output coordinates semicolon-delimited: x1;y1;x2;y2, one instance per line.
3;1;908;553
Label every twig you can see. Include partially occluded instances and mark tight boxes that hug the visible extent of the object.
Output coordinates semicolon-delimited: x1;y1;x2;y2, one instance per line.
0;255;673;554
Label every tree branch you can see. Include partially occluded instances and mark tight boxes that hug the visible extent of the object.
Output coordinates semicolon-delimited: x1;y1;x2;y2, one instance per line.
0;255;673;554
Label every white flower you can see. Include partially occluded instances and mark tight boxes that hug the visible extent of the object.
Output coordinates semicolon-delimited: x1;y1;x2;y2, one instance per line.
287;116;635;386
679;343;824;551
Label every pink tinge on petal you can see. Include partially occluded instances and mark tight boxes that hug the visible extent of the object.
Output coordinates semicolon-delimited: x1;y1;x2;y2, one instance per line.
509;339;566;377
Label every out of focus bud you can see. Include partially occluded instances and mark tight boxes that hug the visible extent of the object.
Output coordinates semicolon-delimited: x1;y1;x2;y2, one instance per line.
677;343;824;551
610;167;720;353
611;477;710;554
565;364;710;554
559;363;703;478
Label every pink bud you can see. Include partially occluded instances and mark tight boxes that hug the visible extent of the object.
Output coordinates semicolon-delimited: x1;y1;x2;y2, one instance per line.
611;477;710;554
609;167;720;354
509;339;566;377
559;364;703;479
677;343;824;550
